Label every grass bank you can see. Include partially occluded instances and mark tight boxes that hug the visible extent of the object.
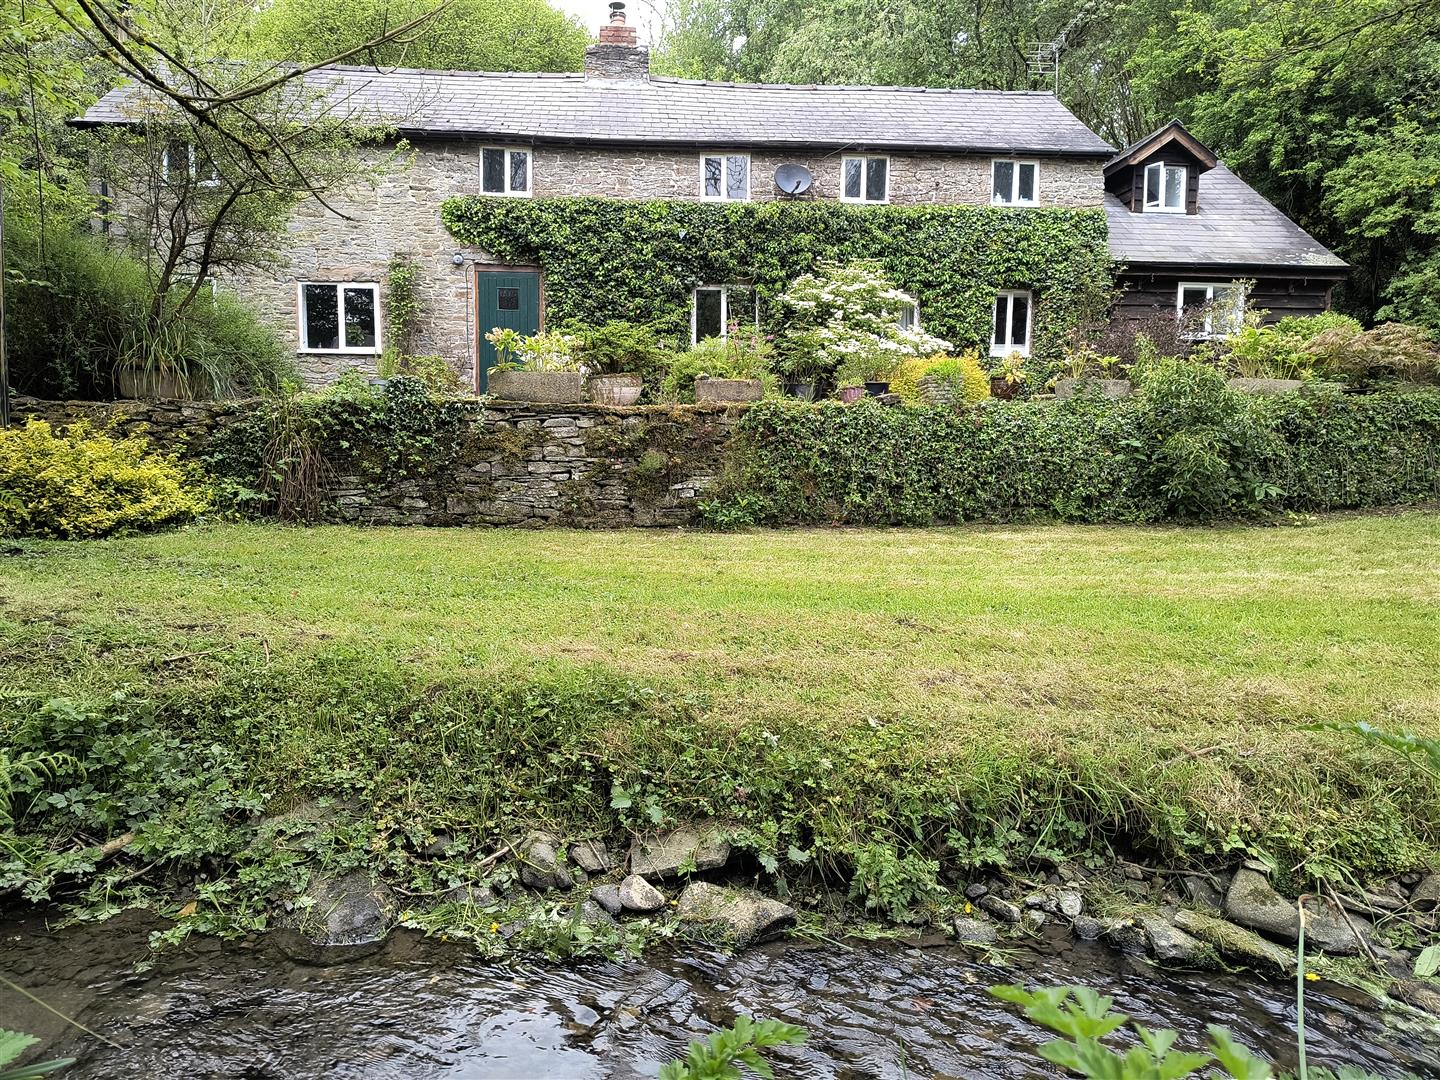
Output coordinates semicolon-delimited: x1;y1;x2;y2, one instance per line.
2;514;1438;938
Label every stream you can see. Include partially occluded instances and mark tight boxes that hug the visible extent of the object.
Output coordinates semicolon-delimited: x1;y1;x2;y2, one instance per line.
2;912;1436;1079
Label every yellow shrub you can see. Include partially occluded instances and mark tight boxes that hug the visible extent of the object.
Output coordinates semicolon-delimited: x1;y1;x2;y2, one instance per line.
0;419;210;539
891;350;991;405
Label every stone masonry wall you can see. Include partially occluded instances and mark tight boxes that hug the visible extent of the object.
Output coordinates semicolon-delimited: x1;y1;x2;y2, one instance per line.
15;396;741;528
103;140;1105;391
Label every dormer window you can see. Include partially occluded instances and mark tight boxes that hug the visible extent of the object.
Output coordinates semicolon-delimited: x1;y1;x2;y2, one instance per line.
992;160;1038;206
1144;162;1186;213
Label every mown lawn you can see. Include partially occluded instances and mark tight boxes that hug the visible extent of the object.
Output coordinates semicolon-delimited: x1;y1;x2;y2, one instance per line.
3;512;1439;879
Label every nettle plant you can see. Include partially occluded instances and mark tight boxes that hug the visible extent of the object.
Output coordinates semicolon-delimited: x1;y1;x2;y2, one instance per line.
777;261;952;385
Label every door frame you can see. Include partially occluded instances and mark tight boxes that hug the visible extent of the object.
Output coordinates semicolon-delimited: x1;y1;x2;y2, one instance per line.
473;263;545;395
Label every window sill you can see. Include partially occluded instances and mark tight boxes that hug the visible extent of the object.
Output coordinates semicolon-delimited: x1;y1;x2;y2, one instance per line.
297;348;383;356
991;200;1039;208
989;347;1031;359
479;190;533;198
839;198;889;206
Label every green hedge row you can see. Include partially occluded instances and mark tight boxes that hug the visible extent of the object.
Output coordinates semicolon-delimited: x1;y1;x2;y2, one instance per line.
440;197;1111;371
701;384;1440;526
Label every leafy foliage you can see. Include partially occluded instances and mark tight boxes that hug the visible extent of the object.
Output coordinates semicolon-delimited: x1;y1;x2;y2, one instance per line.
657;1016;807;1080
0;1029;73;1080
5;223;294;400
442;197;1112;384
248;0;588;74
0;419;210;539
701;379;1440;526
1130;0;1440;326
989;984;1271;1079
660;330;776;402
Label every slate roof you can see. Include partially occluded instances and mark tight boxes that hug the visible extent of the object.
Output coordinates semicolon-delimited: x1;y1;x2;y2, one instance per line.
74;65;1117;156
1105;164;1347;271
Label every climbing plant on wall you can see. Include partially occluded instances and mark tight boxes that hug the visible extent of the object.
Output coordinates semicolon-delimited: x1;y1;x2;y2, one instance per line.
441;197;1112;370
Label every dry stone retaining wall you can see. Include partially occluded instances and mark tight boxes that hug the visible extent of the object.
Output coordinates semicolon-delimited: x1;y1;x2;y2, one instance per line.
14;396;742;528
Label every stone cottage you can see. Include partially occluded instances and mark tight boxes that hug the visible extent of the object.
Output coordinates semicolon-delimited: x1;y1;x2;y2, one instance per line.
73;2;1346;390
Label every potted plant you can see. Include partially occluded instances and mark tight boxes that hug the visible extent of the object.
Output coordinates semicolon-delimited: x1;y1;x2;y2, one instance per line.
774;330;825;400
836;350;898;397
1053;347;1131;400
484;329;587;402
990;351;1028;400
568;320;667;406
657;327;774;403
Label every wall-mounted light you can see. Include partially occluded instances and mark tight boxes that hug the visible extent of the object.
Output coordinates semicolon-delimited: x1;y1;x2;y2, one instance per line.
452;252;465;266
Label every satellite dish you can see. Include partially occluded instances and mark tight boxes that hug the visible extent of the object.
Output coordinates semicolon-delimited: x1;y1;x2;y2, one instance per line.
774;163;813;196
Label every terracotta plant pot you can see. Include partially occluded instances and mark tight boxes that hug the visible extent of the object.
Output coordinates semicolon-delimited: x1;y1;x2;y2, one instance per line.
838;385;865;403
1054;377;1132;401
488;369;586;403
695;376;764;403
589;373;643;406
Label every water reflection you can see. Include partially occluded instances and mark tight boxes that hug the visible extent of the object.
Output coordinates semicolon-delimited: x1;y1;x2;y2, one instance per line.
2;915;1435;1079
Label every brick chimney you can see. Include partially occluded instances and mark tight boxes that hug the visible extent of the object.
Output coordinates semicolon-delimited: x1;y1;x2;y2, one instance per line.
584;1;649;80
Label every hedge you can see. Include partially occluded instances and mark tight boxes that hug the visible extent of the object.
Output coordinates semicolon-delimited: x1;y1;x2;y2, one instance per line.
699;386;1440;527
441;197;1112;375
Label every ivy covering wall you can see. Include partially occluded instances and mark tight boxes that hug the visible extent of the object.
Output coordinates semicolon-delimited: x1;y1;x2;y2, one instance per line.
441;198;1112;366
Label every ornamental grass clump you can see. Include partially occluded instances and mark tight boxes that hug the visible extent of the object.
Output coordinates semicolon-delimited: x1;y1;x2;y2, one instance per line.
0;419;210;539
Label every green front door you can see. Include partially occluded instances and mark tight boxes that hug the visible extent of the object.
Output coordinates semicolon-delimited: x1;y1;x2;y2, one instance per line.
477;269;541;392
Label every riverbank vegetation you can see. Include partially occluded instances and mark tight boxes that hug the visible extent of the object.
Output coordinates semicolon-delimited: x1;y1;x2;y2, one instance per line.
2;516;1437;944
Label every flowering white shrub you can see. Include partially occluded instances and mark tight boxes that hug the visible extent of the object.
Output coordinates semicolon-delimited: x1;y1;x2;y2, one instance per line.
777;261;952;382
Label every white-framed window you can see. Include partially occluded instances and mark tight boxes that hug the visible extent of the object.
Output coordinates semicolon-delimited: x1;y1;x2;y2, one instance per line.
991;159;1039;206
692;285;730;343
841;155;889;203
298;282;381;353
691;284;759;343
701;153;750;201
162;142;219;186
481;147;530;196
1143;162;1186;213
1177;281;1245;339
990;289;1032;357
897;301;919;331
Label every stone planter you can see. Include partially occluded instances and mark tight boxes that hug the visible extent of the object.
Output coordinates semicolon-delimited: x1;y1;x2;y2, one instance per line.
917;375;955;405
115;364;205;401
1055;377;1133;400
589;373;643;406
487;369;586;403
1227;377;1304;395
695;376;763;403
838;385;865;403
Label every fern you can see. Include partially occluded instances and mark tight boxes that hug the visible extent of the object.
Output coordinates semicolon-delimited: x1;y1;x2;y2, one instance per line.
0;752;79;828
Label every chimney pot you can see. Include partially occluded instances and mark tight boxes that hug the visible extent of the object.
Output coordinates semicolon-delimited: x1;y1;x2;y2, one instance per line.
585;0;647;77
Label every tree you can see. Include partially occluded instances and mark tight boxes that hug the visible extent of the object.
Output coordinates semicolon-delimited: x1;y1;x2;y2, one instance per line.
653;0;1181;145
1129;0;1440;324
247;0;588;73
